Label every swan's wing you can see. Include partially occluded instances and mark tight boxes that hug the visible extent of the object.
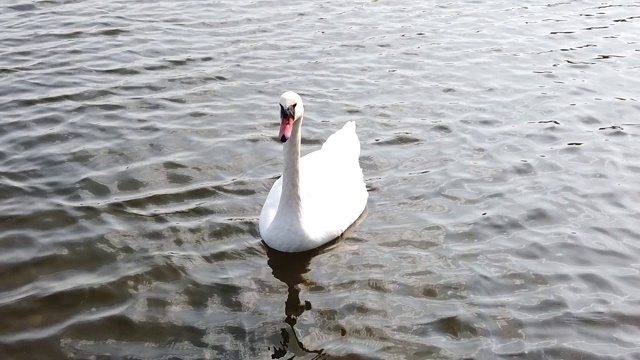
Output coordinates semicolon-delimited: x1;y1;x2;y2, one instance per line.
320;120;360;160
299;121;368;240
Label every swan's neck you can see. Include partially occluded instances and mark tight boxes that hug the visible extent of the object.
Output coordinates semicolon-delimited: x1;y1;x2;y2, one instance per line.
278;117;303;222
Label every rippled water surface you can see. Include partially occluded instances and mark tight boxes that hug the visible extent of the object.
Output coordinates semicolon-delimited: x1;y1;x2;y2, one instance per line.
2;0;640;359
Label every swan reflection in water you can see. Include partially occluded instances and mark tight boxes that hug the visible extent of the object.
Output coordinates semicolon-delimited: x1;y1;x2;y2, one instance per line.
265;209;367;359
267;246;326;360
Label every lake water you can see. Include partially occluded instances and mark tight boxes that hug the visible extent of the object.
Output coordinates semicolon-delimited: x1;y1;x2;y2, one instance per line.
1;0;640;359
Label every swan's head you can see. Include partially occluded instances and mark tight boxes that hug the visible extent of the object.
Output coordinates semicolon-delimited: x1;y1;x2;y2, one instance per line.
278;91;304;143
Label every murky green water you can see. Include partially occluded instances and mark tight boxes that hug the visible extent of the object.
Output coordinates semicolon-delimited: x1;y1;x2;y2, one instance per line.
1;0;640;359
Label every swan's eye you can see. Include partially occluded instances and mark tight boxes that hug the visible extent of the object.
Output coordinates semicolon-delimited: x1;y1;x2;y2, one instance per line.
292;103;297;108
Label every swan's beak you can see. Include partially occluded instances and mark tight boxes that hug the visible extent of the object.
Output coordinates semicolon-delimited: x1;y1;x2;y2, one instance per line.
279;105;294;143
279;117;293;143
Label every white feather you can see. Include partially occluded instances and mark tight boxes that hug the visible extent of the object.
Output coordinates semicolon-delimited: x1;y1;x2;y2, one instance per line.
259;93;368;252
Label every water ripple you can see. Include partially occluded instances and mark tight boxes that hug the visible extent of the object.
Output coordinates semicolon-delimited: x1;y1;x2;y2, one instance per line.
1;0;640;358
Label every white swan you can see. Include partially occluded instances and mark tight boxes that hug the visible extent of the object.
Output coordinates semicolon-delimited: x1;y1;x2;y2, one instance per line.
259;91;368;253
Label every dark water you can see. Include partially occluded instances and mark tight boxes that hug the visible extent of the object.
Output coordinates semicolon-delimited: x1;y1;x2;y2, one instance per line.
1;0;640;359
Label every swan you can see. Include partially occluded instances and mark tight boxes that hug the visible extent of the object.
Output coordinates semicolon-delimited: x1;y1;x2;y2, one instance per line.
259;91;368;253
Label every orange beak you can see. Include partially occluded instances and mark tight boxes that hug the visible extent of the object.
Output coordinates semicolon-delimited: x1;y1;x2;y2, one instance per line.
279;116;293;143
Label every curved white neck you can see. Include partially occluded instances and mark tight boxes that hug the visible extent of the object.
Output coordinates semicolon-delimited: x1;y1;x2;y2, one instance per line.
277;116;303;221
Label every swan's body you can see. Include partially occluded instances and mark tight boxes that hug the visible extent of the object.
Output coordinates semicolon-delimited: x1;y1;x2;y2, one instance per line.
259;92;368;253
